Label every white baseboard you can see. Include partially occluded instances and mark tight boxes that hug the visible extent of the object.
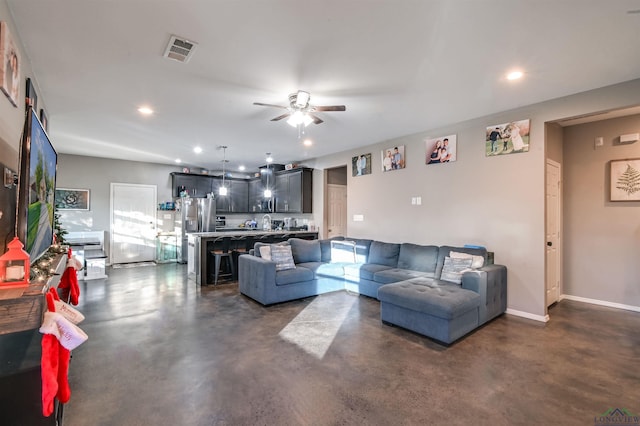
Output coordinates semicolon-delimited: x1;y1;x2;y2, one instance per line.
560;294;640;313
505;308;550;323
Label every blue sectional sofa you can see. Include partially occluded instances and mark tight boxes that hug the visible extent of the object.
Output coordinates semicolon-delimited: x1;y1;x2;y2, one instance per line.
238;237;507;344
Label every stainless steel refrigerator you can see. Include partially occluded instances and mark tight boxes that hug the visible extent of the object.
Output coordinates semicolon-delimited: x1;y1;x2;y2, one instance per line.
197;198;217;233
176;197;217;263
176;198;198;263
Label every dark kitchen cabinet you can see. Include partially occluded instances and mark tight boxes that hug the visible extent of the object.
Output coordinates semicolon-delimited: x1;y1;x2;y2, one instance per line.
171;173;212;198
274;168;312;213
212;178;248;213
248;179;273;213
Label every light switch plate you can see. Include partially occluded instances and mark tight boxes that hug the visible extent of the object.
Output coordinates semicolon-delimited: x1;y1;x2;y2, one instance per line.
353;214;364;222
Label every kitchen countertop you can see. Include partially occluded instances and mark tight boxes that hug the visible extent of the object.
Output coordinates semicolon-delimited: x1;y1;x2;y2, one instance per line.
189;230;317;238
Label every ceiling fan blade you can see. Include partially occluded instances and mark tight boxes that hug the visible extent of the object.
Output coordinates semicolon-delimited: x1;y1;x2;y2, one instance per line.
253;102;288;109
310;114;324;125
313;105;346;112
271;113;291;121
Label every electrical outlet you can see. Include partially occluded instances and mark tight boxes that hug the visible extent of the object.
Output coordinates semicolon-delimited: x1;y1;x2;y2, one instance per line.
411;197;416;205
416;196;422;205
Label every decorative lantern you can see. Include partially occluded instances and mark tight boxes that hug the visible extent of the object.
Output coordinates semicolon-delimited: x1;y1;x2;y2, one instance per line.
0;237;31;299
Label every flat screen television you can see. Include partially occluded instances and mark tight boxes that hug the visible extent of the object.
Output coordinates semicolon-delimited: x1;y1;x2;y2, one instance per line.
17;106;57;262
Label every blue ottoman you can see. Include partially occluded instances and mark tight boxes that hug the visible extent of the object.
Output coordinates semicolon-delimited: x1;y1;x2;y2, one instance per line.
377;277;481;344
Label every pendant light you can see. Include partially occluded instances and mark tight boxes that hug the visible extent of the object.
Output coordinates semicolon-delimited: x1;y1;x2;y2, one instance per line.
219;146;228;196
263;152;272;198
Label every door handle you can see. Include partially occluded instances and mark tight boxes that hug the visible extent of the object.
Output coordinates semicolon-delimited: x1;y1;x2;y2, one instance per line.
547;242;552;246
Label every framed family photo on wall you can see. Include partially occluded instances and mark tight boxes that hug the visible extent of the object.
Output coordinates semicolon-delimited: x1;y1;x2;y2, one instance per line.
381;145;405;172
352;153;372;176
485;119;530;156
0;21;20;107
610;159;640;201
26;77;37;111
426;134;457;164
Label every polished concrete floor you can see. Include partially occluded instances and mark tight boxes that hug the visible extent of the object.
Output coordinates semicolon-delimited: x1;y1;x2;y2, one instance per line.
64;263;640;426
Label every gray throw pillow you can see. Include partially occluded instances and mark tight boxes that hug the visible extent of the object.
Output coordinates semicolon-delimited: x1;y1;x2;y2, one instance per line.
270;245;296;271
440;256;473;284
289;238;321;263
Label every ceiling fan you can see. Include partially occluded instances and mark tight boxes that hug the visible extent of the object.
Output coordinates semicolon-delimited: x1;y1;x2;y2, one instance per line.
253;90;346;127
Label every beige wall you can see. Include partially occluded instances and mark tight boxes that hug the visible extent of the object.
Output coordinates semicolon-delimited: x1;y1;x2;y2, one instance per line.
0;1;41;158
563;114;640;308
311;78;640;320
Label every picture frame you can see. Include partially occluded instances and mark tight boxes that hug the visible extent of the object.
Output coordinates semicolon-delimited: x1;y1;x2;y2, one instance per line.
486;119;530;156
0;21;20;107
55;188;90;210
381;145;405;172
610;159;640;201
39;108;48;132
352;153;372;177
426;134;457;165
26;77;37;111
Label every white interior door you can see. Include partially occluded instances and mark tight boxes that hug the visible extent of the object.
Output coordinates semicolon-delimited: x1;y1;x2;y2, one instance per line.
546;160;561;307
110;183;157;264
327;184;347;238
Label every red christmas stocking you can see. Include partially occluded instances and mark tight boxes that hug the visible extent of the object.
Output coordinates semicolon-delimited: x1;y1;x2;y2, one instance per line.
41;334;59;417
57;345;71;403
41;291;59;417
68;266;80;305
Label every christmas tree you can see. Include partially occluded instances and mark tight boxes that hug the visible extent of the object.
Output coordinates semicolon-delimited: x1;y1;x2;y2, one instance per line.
616;164;640;195
53;211;68;244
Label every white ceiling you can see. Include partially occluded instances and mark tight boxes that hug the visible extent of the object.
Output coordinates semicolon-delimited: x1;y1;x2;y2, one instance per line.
7;0;640;173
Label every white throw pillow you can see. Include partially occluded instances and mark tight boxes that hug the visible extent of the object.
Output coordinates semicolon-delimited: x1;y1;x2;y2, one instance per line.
440;256;473;284
449;251;484;269
259;245;272;261
330;240;357;263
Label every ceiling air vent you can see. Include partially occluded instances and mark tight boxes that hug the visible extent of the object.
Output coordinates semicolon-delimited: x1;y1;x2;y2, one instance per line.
163;35;198;63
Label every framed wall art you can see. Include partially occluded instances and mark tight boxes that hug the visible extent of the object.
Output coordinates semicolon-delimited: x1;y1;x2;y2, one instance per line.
39;108;48;132
426;134;457;164
26;77;37;111
352;153;372;176
610;159;640;201
55;188;90;210
381;145;405;172
0;21;20;107
485;119;530;156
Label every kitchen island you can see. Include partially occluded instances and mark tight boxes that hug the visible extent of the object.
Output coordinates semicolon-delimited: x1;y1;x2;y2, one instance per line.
187;230;318;285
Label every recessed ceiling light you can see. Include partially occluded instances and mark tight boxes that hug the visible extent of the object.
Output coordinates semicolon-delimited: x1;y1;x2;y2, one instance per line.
138;106;154;115
507;70;524;81
194;146;202;154
303;139;313;146
175;158;181;164
238;165;246;171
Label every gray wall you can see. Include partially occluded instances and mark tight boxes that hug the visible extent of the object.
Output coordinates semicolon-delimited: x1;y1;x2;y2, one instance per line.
563;114;640;308
57;154;182;254
310;78;640;320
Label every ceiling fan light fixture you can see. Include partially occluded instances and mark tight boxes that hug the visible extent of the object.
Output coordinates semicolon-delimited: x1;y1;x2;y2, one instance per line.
287;111;312;127
295;91;310;107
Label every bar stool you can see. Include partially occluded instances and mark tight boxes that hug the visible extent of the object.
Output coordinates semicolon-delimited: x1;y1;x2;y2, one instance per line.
230;235;253;280
209;237;234;284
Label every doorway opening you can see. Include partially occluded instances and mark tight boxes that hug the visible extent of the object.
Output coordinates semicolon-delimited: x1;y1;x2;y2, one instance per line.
323;166;347;239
